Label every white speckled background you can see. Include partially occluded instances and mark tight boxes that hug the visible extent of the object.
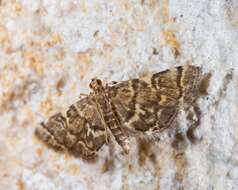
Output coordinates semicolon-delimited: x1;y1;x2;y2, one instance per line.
0;0;238;190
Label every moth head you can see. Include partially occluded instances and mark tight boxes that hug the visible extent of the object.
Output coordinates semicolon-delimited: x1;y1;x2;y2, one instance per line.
89;78;103;91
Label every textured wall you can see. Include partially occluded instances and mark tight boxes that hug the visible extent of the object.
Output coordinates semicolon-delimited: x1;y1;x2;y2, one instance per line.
0;0;237;190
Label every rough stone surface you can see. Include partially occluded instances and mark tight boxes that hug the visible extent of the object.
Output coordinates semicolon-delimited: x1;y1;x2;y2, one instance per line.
0;0;237;190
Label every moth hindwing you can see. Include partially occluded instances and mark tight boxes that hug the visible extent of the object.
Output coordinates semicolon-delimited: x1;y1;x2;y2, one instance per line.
35;65;203;160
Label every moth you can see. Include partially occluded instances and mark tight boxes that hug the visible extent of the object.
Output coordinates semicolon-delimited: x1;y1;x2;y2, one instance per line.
35;65;204;160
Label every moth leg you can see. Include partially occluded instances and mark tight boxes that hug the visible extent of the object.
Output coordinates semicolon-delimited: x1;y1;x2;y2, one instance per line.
79;93;88;98
186;104;202;143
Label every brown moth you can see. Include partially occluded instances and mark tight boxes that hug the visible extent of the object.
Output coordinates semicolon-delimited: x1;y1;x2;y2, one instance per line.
35;65;203;160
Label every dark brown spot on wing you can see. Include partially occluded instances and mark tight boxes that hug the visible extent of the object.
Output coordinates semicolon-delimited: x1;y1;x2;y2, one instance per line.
131;120;151;132
158;107;178;126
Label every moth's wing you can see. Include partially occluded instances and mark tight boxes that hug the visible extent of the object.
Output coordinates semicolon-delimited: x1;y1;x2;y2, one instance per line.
107;65;201;135
178;65;202;106
66;97;108;159
35;97;107;160
35;113;77;152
